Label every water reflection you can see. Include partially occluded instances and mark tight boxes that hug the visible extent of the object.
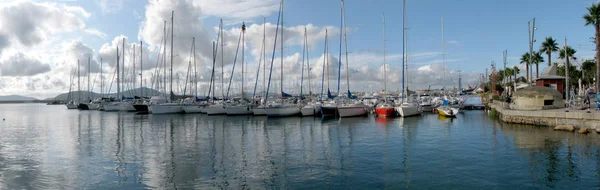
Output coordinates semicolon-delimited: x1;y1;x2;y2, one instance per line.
1;105;600;189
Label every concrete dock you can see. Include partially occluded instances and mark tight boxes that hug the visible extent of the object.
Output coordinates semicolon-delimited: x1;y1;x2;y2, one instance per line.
490;101;600;130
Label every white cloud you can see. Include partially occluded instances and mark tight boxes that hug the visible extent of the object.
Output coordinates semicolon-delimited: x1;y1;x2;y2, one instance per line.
196;0;280;20
96;0;123;14
83;28;107;38
0;51;50;76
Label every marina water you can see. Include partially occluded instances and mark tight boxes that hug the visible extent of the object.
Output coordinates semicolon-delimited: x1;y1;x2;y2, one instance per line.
1;103;600;189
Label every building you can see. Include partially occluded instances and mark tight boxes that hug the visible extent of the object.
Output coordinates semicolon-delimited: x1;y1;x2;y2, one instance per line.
535;64;565;95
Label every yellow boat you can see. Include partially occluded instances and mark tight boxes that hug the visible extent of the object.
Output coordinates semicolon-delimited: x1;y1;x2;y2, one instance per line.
437;106;459;117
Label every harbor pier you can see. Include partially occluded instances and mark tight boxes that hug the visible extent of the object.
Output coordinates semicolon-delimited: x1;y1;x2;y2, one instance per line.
490;101;600;130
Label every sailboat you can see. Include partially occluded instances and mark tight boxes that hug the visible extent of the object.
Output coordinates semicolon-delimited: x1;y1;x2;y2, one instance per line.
65;61;79;109
205;19;227;115
79;56;101;110
264;0;301;117
225;22;253;115
104;39;137;112
319;29;338;117
336;0;367;118
182;37;206;114
252;17;268;116
375;13;395;117
436;16;459;117
149;11;184;114
300;27;321;116
395;0;421;117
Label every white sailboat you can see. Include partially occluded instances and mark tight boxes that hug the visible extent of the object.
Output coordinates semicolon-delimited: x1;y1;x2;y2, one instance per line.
253;17;268;116
65;61;79;109
205;19;227;115
395;0;421;117
225;22;253;115
149;11;183;114
300;27;321;116
265;0;301;117
105;39;136;112
80;57;101;110
337;0;367;118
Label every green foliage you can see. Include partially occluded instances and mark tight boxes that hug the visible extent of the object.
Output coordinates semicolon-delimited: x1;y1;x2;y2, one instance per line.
584;3;600;27
489;108;499;119
540;37;559;66
558;46;577;60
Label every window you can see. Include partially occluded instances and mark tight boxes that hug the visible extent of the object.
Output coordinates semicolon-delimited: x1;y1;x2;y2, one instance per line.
544;100;553;105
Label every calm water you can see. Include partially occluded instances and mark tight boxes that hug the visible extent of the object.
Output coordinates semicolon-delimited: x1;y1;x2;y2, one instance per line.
1;104;600;189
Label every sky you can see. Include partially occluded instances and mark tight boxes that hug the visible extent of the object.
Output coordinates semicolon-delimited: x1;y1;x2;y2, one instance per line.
0;0;598;99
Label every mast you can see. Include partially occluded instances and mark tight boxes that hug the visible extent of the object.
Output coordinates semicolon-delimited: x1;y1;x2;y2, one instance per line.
242;22;246;99
337;0;343;95
383;13;387;98
78;59;80;102
442;16;445;90
264;0;283;104
263;17;266;98
170;10;174;102
320;30;328;102
163;21;167;97
306;27;311;101
100;58;103;97
193;37;196;98
401;0;406;103
87;56;90;101
221;19;224;99
116;47;120;100
122;38;125;100
342;0;350;96
301;27;306;99
280;0;284;100
132;44;136;95
140;40;143;97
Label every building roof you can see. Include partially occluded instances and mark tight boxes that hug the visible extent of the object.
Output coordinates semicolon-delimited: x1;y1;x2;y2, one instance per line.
536;64;565;80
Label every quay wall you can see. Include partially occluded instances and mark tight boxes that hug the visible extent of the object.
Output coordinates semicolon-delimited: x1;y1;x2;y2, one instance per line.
490;101;600;129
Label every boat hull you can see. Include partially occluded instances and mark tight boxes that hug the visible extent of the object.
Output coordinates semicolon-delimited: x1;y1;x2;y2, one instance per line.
375;107;395;117
66;104;78;109
301;106;321;116
252;108;267;115
104;103;136;112
226;106;253;115
395;105;421;117
320;106;338;117
338;106;367;117
134;104;149;113
149;104;183;114
420;104;433;112
77;103;89;110
265;107;301;117
437;107;459;117
182;105;205;114
206;105;226;115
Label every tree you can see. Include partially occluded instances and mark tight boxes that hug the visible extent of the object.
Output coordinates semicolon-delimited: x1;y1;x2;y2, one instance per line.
532;51;544;78
584;2;600;92
513;66;520;84
540;37;559;67
520;52;531;82
505;67;514;85
558;46;577;76
582;59;597;85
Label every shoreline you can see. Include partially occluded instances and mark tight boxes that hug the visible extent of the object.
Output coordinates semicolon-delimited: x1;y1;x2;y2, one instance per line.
489;101;600;131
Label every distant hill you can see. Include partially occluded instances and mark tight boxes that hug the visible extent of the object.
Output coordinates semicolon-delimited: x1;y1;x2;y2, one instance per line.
51;87;164;101
0;95;38;101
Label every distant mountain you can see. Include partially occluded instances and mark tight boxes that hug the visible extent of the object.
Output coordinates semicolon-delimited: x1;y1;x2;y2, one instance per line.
51;87;164;101
0;95;38;101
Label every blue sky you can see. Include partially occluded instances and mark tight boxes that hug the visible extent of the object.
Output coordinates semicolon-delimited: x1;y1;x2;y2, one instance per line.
0;0;599;98
70;0;599;71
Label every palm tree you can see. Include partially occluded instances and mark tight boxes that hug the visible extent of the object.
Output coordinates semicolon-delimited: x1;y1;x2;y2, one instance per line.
532;51;545;79
504;67;513;85
540;37;559;67
513;66;520;84
584;3;600;92
559;46;577;73
520;52;531;82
